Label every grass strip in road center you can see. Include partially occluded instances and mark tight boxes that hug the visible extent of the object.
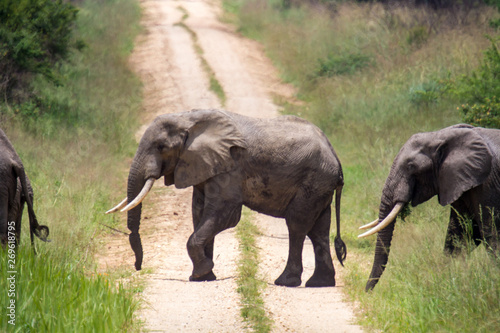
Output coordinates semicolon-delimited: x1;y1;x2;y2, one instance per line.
235;208;273;332
175;6;227;106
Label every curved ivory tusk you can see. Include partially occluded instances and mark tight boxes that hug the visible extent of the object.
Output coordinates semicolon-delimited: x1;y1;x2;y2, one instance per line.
358;202;404;238
359;218;379;230
120;178;155;213
105;197;128;214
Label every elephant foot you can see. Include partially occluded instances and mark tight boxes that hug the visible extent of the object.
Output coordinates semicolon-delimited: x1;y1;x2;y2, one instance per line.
274;272;301;287
305;274;335;287
190;258;215;281
189;271;217;282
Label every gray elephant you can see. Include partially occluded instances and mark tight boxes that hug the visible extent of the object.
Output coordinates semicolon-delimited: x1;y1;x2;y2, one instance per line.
0;129;49;250
107;109;346;287
359;124;500;291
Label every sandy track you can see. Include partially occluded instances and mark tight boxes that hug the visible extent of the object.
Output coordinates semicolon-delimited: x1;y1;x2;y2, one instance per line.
98;0;363;331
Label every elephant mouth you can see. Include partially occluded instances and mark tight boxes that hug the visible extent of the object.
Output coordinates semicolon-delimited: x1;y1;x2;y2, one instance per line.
358;202;404;238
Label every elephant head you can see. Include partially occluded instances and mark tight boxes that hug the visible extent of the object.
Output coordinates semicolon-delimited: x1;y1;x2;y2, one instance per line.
359;124;492;291
107;109;247;270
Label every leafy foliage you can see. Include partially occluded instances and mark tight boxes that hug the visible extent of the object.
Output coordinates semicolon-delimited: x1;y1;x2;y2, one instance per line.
461;97;500;128
409;81;443;106
448;36;500;128
315;52;372;77
0;0;80;102
481;0;500;28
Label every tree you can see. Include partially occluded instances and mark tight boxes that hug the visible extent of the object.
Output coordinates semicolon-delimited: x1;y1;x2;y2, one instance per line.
0;0;79;102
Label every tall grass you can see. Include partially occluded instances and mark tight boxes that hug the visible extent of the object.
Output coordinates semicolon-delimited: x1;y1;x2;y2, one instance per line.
347;210;500;332
1;0;142;331
1;246;137;332
224;1;500;331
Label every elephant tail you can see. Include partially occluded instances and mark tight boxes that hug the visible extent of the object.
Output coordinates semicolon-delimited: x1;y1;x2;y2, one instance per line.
14;164;50;251
334;185;346;266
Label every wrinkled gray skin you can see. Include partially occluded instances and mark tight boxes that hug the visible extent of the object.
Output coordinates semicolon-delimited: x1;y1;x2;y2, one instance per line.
0;129;49;250
366;124;500;291
123;109;345;287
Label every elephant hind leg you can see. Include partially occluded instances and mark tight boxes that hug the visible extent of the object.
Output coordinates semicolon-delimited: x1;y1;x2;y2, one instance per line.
305;206;335;287
274;229;306;287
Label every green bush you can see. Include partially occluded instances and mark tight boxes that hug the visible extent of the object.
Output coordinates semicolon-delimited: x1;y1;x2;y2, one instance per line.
449;36;500;128
315;52;372;77
409;81;443;106
0;0;80;102
461;97;500;128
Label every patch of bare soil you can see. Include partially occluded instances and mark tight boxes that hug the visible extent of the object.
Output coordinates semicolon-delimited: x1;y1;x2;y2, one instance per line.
97;0;363;331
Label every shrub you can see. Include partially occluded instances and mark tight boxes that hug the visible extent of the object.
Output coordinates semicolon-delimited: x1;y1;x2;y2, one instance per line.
0;0;80;102
450;36;500;128
409;80;443;106
315;51;372;77
461;97;500;128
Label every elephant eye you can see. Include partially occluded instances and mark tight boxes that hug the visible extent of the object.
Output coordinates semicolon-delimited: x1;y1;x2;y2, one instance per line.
157;144;165;152
407;161;417;173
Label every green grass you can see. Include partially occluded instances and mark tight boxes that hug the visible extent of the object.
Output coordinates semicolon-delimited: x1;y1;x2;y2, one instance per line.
0;0;143;331
1;246;138;332
346;209;500;332
223;1;500;332
235;208;273;332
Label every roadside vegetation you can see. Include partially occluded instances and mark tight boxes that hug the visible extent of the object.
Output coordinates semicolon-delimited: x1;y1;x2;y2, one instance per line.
223;0;500;331
236;208;273;332
0;0;142;331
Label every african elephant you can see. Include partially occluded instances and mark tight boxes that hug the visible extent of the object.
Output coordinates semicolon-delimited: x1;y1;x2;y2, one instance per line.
107;109;346;287
0;129;49;250
359;124;500;291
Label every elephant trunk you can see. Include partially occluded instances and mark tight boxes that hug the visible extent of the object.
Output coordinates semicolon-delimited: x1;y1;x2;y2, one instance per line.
364;187;402;291
365;218;396;291
107;150;164;271
126;163;148;271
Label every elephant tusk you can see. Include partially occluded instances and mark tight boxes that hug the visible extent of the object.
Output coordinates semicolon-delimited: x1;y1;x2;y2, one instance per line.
359;218;379;230
105;197;128;214
120;178;155;213
358;202;404;238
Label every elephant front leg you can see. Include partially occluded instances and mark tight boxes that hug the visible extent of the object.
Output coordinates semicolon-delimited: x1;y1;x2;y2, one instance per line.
190;188;216;281
188;176;243;282
187;192;243;281
187;231;216;281
444;206;481;256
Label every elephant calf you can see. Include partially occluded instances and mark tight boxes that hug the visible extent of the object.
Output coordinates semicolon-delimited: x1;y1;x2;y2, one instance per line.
108;109;346;287
359;124;500;291
0;129;49;250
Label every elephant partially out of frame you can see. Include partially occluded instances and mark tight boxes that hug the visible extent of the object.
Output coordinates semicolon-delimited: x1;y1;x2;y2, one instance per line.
359;124;500;291
0;129;49;250
107;109;346;287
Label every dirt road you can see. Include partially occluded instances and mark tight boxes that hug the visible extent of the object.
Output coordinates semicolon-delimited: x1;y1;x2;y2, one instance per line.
99;0;363;331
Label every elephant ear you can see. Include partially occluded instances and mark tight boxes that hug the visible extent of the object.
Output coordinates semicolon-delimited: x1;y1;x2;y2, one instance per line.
174;110;247;188
438;127;492;206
